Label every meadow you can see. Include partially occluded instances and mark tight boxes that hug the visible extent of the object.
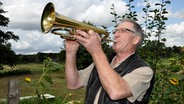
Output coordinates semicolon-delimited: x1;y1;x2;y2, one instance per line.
0;63;85;104
0;57;183;104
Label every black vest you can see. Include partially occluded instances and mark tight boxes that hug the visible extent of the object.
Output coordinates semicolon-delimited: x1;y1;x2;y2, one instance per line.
85;53;154;104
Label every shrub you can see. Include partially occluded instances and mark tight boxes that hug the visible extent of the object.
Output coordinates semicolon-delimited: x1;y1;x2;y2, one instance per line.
0;69;31;77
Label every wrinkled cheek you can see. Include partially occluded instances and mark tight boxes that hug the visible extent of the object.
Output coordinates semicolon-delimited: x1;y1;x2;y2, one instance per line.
112;43;119;51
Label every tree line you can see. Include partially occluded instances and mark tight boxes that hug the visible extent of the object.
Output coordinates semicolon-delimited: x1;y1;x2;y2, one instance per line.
15;44;183;68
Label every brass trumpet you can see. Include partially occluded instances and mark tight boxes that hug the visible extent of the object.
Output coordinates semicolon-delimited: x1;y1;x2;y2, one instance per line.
41;2;115;42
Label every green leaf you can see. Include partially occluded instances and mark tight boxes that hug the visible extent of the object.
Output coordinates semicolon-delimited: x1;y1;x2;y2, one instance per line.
165;0;171;4
40;81;46;88
36;89;41;98
143;8;146;12
131;6;135;8
155;3;161;6
44;75;53;84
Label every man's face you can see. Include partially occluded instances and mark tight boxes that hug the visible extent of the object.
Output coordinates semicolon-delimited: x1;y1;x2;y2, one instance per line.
112;22;139;53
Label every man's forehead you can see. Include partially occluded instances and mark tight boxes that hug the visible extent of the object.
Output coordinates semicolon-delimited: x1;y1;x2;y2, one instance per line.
117;22;134;28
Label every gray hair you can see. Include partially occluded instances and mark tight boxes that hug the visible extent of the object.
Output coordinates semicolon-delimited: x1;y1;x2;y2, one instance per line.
120;19;144;47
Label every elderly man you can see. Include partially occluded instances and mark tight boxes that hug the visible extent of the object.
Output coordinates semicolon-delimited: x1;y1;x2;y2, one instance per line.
64;19;154;104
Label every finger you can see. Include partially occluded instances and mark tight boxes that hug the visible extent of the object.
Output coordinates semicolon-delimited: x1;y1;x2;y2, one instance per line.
76;30;90;39
88;30;96;35
74;35;87;43
88;30;101;41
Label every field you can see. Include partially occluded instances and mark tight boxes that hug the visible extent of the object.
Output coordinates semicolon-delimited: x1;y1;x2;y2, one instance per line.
0;63;85;103
0;57;183;104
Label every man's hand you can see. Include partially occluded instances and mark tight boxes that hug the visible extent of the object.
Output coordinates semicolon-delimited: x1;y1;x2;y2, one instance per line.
75;30;102;55
65;39;80;54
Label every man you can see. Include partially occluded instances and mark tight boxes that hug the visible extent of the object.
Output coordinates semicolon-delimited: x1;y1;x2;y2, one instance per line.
65;19;154;104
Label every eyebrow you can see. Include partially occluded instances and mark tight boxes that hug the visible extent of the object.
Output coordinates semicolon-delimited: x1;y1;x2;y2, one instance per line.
124;28;135;33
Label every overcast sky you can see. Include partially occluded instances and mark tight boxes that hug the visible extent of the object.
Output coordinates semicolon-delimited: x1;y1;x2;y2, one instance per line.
1;0;184;54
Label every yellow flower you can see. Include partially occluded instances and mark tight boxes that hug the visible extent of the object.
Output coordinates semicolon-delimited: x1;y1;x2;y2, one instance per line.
25;77;31;83
169;78;179;86
68;93;72;97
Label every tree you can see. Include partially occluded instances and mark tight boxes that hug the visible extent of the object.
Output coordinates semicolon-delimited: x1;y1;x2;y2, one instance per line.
110;0;170;70
0;2;19;69
142;0;170;70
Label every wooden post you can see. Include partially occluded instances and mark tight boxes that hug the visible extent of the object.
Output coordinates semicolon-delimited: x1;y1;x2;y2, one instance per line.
7;79;20;104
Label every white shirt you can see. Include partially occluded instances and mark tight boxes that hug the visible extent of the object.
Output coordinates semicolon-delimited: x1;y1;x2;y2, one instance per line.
79;57;153;103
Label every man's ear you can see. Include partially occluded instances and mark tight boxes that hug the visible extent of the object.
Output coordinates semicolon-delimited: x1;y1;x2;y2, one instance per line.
133;36;141;45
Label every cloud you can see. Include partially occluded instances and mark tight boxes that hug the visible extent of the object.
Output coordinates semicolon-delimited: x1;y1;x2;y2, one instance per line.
2;0;128;54
163;21;184;46
167;9;184;19
2;0;127;30
2;0;45;31
75;0;127;26
9;29;65;54
53;0;127;27
1;0;184;54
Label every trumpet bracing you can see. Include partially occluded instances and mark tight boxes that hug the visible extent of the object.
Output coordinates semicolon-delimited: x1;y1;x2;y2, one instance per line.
41;2;115;42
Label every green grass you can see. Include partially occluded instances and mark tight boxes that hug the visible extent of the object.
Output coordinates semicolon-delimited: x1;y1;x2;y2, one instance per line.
0;57;184;104
0;63;85;103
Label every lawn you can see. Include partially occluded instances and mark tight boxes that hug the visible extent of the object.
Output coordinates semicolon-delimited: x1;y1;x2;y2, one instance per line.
0;63;85;103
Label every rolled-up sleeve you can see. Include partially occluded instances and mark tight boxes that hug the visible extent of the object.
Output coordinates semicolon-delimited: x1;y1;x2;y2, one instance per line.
79;63;94;86
123;66;153;102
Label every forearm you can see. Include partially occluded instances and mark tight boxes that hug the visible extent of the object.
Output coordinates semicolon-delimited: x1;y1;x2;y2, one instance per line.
91;50;131;100
65;52;83;89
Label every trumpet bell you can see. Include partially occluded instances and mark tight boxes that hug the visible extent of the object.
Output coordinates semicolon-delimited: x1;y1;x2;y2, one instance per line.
41;2;55;33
